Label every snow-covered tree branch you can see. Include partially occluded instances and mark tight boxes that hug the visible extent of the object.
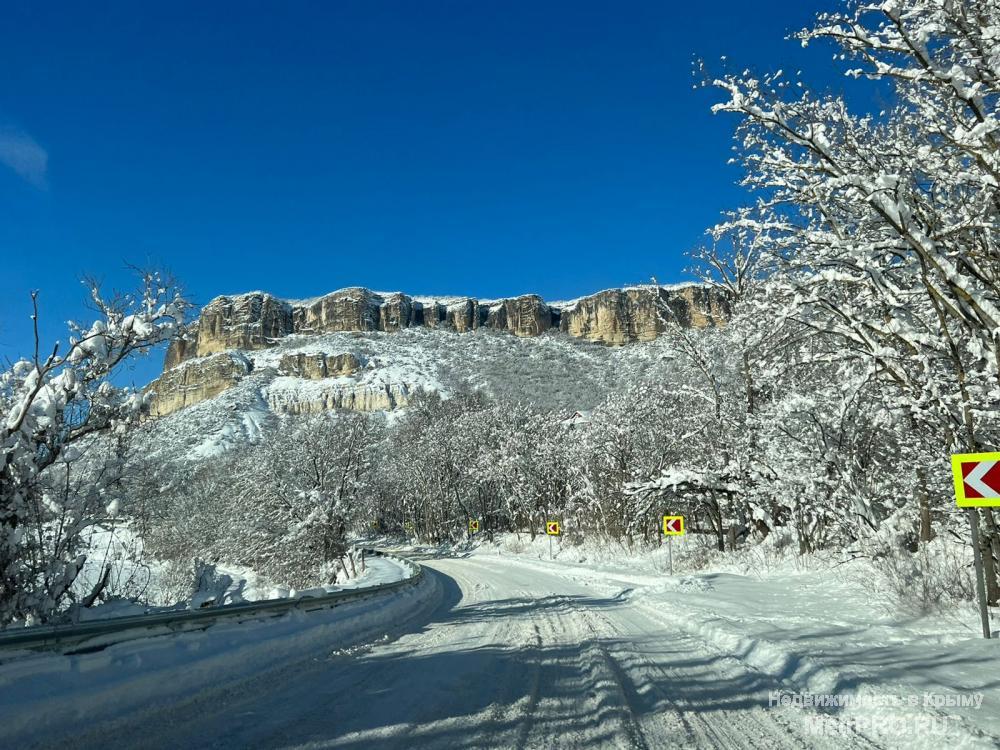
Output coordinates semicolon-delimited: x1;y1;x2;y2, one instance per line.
0;272;187;626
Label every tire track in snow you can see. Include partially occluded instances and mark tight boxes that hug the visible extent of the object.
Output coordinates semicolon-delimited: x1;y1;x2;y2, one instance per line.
316;561;521;748
465;557;879;750
58;554;887;749
554;597;651;749
313;563;543;749
547;592;688;748
508;621;543;750
626;599;883;750
567;593;806;750
510;588;652;749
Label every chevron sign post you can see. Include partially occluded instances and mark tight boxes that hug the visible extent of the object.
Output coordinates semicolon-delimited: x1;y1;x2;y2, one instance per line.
951;452;998;639
545;520;560;560
662;515;684;576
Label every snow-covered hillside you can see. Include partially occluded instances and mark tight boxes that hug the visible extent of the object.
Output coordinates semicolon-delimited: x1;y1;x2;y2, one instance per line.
137;327;682;466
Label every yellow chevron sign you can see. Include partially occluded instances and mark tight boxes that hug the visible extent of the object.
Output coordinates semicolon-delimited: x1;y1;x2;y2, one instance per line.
952;452;1000;507
662;516;685;536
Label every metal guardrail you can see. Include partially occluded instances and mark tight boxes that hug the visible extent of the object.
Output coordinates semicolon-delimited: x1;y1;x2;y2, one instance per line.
0;550;423;656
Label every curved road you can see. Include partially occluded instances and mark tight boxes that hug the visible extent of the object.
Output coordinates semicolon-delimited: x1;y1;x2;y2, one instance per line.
67;554;877;749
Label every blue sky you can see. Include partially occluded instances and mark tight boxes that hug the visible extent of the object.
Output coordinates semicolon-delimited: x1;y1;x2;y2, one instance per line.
0;1;853;385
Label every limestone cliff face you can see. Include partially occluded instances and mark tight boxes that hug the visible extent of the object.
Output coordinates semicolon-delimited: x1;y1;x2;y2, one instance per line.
294;288;380;334
560;286;728;344
485;295;552;337
670;285;729;328
196;293;293;356
265;382;409;415
163;331;198;371
152;283;727;418
147;352;252;417
164;293;293;369
445;299;480;333
277;352;361;379
379;293;412;333
165;284;725;370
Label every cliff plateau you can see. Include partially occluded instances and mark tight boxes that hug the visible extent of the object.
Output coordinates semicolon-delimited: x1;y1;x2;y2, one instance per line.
147;283;726;418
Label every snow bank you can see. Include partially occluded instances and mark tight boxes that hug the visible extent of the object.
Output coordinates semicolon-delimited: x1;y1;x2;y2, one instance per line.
627;573;1000;747
468;533;1000;747
0;561;438;748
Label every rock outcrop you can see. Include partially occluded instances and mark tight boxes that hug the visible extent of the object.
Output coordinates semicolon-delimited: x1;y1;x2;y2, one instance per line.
559;286;727;344
485;295;552;337
379;293;412;332
667;285;729;328
265;382;409;415
150;283;728;418
163;331;198;371
196;293;293;356
164;284;726;373
164;293;293;369
445;299;480;332
147;352;252;417
294;288;380;334
277;352;361;379
415;300;446;328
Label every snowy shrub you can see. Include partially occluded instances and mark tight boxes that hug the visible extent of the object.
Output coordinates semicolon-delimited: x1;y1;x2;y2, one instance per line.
501;535;527;555
146;559;199;608
675;538;719;573
317;548;364;585
0;273;187;626
190;560;234;609
872;541;977;616
140;412;377;591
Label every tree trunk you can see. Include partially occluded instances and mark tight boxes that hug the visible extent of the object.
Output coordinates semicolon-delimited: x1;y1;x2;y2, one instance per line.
797;505;812;555
916;468;934;543
707;493;725;552
81;564;112;609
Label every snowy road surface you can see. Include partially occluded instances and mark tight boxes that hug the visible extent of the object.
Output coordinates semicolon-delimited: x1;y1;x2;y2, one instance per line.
39;553;890;750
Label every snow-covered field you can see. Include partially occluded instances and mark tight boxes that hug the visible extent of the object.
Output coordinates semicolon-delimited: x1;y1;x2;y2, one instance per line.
3;539;997;749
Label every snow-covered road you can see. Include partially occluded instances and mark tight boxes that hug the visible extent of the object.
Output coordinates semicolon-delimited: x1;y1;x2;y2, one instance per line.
53;553;881;749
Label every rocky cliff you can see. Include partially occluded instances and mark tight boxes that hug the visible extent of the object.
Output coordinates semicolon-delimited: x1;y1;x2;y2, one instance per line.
559;285;729;344
148;351;252;418
264;380;409;415
148;283;727;418
277;352;360;379
164;284;725;365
